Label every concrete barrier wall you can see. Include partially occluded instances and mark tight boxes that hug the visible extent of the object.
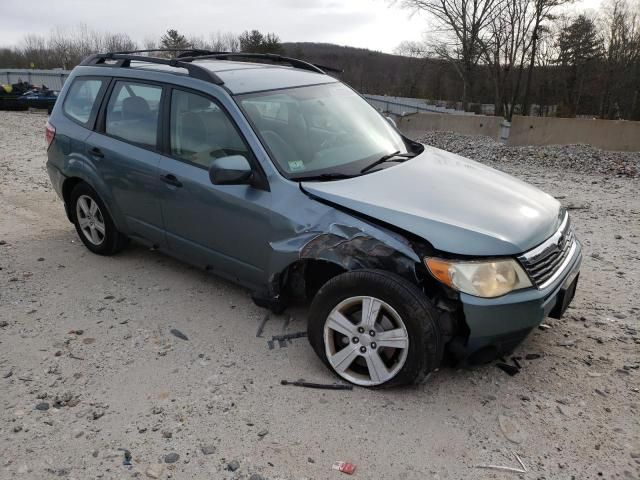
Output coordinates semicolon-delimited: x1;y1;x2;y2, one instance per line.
508;115;640;151
397;112;503;140
397;112;640;152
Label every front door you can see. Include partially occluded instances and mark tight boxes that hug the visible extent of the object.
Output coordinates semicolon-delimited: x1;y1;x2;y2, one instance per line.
158;88;272;289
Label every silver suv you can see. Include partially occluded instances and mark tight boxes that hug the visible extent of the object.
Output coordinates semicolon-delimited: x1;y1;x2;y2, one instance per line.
45;51;582;387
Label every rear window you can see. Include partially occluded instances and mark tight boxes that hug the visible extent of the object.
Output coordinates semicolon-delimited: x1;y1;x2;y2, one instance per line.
105;81;162;149
62;78;104;126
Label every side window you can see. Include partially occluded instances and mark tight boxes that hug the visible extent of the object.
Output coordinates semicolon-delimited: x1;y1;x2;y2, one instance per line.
63;78;104;126
105;81;162;149
170;89;251;168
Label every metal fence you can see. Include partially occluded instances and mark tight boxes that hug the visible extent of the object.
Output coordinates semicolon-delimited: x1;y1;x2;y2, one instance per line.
363;94;480;117
1;69;71;90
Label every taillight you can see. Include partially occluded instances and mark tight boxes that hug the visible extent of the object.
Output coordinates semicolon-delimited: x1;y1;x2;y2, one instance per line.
45;121;56;149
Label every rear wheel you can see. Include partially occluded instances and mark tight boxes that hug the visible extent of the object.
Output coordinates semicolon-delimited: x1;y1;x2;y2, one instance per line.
70;183;127;255
308;269;443;387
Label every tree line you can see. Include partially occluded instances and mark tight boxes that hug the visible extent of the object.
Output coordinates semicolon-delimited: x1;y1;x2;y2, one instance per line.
2;5;640;121
393;0;640;120
0;26;284;70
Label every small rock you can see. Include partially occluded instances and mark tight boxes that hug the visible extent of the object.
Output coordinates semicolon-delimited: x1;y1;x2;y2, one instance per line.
164;452;179;464
614;234;622;239
525;353;541;360
557;339;576;347
587;372;603;377
145;463;164;478
557;404;574;417
0;321;8;328
614;313;627;319
37;257;44;261
257;429;268;438
307;457;315;463
91;409;105;420
249;475;265;480
200;445;216;455
170;329;189;341
13;425;22;433
227;460;240;472
161;430;172;439
35;402;49;411
151;406;163;415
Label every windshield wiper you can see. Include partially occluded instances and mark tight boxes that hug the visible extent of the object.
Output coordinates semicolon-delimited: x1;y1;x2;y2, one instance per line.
360;151;416;174
294;172;357;182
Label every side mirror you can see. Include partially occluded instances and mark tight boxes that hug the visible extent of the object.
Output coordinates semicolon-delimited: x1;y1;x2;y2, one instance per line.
209;155;253;185
385;116;397;128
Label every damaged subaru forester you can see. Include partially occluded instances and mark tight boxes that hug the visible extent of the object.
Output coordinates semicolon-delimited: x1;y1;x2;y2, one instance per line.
45;51;582;387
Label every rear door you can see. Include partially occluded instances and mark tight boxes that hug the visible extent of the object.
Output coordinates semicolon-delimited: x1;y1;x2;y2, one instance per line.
157;87;272;289
86;79;166;247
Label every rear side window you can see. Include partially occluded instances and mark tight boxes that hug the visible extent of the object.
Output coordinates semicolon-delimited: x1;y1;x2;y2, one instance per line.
63;78;104;126
105;81;162;149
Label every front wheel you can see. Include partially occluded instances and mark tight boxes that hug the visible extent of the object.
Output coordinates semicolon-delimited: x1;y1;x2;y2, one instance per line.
308;270;443;388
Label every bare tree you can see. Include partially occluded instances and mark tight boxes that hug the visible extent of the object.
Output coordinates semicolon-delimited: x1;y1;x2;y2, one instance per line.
482;0;534;119
521;0;571;115
397;0;506;109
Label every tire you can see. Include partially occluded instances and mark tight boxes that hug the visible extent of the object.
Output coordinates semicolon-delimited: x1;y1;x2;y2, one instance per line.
308;269;443;388
69;182;127;255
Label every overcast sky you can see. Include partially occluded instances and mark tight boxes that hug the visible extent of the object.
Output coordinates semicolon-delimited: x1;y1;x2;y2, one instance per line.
0;0;602;53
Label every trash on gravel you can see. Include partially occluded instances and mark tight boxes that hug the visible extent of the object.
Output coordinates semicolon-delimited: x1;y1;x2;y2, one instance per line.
332;461;356;474
118;448;132;466
475;450;527;474
281;380;353;390
170;328;189;341
496;363;520;376
267;331;307;349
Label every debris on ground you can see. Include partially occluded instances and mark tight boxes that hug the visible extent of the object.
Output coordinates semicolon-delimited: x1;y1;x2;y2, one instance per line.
496;363;520;376
332;461;356;475
170;328;189;341
475;451;527;474
281;380;353;390
267;331;307;349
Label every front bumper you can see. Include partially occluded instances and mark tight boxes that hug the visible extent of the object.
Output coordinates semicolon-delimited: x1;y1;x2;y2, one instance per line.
459;240;582;362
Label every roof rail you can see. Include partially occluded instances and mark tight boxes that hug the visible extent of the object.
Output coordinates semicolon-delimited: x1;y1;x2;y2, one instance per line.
79;53;225;85
177;52;343;74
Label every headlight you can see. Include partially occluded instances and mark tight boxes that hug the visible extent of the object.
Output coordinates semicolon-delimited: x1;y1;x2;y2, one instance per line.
425;257;532;298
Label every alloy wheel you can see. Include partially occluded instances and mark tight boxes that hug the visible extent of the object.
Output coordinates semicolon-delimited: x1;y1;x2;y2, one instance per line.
75;195;106;246
323;296;409;386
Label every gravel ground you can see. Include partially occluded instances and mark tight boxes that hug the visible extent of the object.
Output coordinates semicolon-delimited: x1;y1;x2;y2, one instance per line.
0;111;639;480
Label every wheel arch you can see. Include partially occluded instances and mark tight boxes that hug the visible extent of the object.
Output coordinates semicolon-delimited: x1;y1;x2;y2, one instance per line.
61;174;126;232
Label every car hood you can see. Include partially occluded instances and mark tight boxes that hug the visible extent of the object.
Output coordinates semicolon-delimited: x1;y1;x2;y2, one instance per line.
301;145;562;256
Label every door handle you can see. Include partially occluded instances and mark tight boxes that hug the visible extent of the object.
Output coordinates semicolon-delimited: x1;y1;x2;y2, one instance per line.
88;146;104;158
160;174;183;188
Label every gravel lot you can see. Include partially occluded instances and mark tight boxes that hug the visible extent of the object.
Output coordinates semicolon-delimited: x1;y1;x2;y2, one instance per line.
1;111;639;480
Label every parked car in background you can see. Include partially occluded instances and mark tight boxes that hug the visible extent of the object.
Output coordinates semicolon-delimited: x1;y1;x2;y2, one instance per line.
45;50;582;387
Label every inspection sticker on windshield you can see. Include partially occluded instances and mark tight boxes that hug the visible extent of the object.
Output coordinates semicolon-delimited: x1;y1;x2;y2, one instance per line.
288;160;305;172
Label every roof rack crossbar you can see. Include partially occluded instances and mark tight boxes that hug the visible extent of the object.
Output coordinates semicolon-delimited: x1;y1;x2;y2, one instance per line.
177;52;342;74
80;53;225;85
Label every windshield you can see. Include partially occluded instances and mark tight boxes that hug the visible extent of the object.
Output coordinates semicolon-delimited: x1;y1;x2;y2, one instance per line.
238;83;416;179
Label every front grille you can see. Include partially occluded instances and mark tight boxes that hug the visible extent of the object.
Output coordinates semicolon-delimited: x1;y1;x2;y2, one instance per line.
518;213;575;288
